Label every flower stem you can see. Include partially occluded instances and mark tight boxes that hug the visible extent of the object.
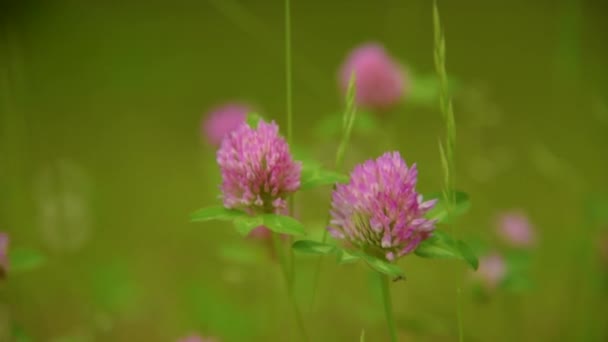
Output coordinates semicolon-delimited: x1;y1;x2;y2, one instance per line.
272;232;308;341
309;213;330;310
283;0;298;312
378;272;398;342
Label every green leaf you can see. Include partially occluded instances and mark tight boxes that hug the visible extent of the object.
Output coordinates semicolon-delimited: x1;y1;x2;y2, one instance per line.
246;112;262;128
300;164;349;190
191;207;305;236
360;329;365;342
292;240;336;255
460;235;489;256
336;248;361;264
456;240;479;270
293;241;402;277
190;206;247;222
361;254;405;278
261;214;306;236
233;216;264;236
414;230;478;270
9;247;46;273
425;191;471;224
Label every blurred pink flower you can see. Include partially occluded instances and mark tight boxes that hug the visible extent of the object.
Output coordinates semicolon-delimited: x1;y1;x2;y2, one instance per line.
202;103;250;146
339;43;408;111
0;233;8;278
496;211;536;248
176;334;218;342
475;253;506;289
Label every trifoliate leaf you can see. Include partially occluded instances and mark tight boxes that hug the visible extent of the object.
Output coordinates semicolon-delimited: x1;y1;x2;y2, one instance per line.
261;214;306;236
414;230;478;270
233;216;264;236
361;254;405;278
300;163;349;190
336;248;361;264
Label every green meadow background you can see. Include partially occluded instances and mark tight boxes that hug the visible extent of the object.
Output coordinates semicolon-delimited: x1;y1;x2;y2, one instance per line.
1;0;607;341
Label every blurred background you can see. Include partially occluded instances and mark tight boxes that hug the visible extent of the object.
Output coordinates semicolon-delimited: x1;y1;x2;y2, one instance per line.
1;0;607;341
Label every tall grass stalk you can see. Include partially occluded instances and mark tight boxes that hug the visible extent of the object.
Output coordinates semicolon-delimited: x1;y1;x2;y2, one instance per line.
309;73;357;310
433;2;464;340
433;1;456;211
285;0;293;146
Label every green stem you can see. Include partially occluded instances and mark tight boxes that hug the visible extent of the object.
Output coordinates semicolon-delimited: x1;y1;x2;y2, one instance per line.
309;214;330;310
283;0;297;309
285;0;292;145
378;272;398;342
287;199;296;290
272;233;308;341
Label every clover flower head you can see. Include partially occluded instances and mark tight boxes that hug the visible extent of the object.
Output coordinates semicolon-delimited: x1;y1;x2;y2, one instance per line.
329;151;437;261
217;120;301;215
